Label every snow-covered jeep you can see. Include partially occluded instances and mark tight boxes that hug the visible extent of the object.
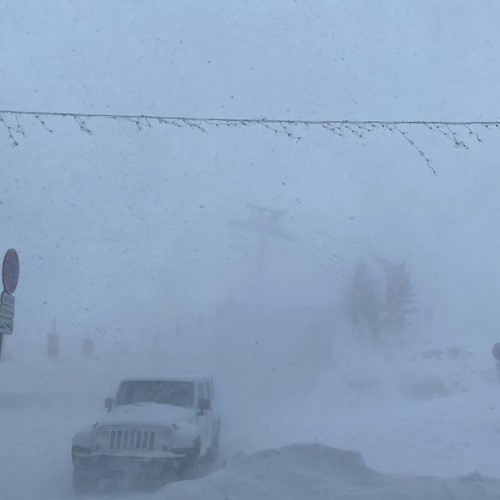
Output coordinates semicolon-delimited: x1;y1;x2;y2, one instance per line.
71;375;220;494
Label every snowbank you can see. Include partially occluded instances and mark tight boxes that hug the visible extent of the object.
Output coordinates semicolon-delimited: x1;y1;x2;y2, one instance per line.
158;443;500;500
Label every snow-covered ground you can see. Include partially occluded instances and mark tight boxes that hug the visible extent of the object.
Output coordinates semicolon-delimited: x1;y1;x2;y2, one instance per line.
157;444;500;500
1;336;500;499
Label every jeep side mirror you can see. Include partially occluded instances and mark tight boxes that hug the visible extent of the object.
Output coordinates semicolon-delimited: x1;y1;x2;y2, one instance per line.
199;398;211;412
104;397;114;412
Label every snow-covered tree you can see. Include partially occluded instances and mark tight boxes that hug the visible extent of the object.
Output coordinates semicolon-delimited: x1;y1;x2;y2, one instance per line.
345;257;418;344
376;259;417;336
345;261;380;344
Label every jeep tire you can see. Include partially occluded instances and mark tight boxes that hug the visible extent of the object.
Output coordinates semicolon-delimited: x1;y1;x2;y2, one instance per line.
178;457;199;480
73;466;100;495
178;437;201;480
212;422;221;460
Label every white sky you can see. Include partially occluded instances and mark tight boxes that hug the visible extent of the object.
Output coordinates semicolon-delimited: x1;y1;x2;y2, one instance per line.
1;0;500;350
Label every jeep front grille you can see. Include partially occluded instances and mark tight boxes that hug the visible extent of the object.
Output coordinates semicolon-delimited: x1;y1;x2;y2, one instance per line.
109;429;155;451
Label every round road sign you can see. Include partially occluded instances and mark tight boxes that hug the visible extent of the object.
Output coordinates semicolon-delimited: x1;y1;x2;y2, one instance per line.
2;249;19;294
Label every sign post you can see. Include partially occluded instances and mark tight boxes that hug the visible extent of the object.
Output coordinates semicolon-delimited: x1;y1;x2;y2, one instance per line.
0;249;19;359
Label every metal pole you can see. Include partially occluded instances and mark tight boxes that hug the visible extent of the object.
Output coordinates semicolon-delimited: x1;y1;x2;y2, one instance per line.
0;333;3;359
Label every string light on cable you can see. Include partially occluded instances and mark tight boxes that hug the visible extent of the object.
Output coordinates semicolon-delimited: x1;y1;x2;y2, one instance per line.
1;108;499;173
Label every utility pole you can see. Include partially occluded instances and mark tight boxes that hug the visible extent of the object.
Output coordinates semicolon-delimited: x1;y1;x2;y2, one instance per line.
229;205;294;299
47;317;59;359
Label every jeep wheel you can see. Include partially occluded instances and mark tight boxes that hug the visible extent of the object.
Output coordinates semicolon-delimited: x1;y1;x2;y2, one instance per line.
209;427;220;461
179;439;200;481
179;457;199;480
73;466;100;495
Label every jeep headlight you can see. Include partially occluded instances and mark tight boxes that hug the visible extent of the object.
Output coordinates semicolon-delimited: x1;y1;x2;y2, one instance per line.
157;428;173;451
94;427;109;450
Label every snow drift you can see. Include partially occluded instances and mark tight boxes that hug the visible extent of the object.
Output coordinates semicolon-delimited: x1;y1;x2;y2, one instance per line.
158;443;500;500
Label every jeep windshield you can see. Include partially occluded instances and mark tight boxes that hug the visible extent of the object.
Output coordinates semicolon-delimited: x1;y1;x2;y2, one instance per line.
115;380;195;407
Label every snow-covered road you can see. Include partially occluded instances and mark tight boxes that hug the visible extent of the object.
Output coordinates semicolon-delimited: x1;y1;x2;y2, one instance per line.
2;342;500;499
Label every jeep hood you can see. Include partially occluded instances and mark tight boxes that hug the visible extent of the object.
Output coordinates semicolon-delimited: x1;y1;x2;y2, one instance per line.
97;403;196;427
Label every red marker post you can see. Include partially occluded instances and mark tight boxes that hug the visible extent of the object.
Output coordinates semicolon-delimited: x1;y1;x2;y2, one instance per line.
0;249;19;359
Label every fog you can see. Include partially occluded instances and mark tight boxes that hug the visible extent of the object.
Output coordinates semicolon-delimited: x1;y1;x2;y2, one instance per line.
2;1;500;499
